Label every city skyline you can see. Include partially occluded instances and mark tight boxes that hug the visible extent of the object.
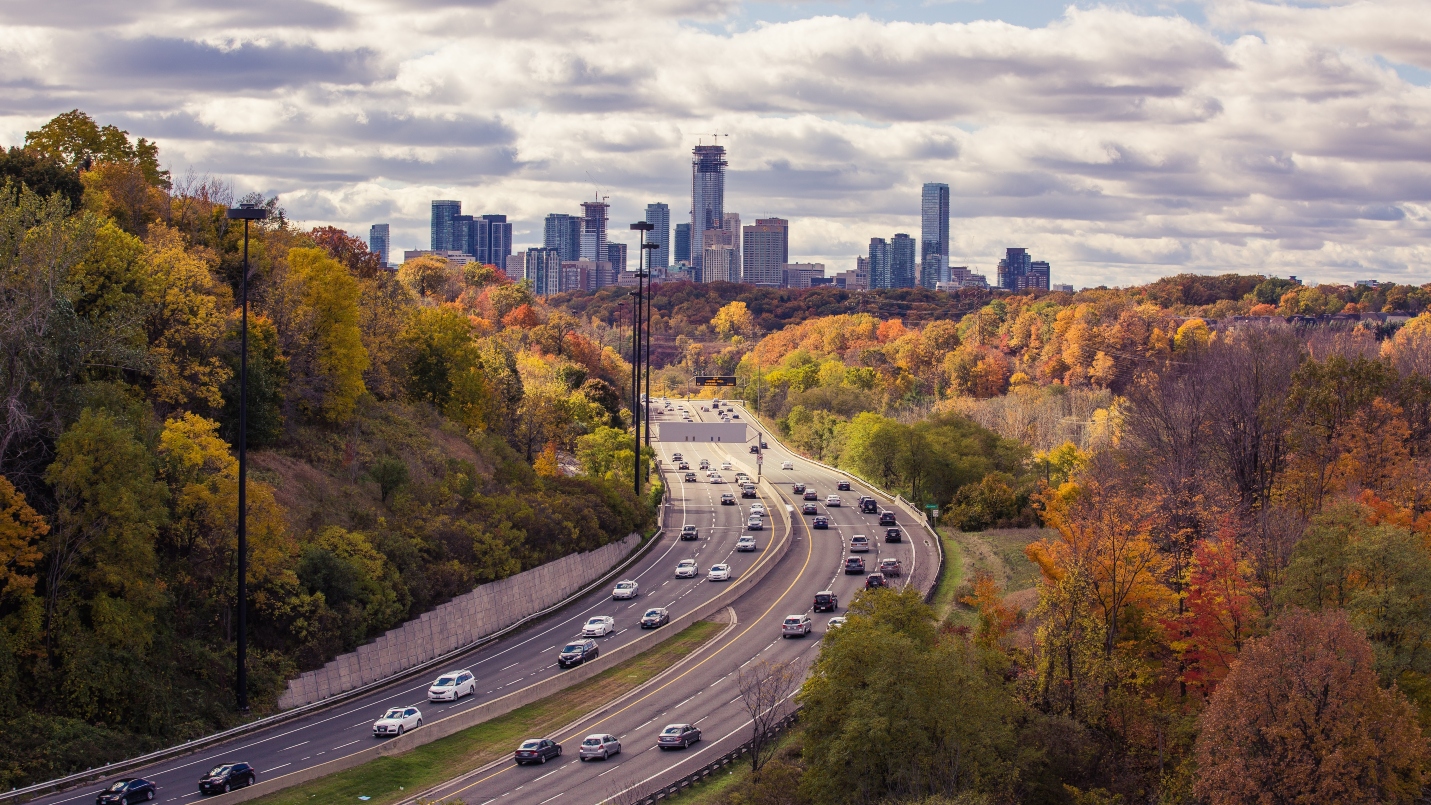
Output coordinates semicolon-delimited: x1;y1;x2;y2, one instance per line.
66;1;1430;287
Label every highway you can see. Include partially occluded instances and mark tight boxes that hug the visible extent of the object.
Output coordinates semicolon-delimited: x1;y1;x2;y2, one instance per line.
36;397;936;805
404;397;937;805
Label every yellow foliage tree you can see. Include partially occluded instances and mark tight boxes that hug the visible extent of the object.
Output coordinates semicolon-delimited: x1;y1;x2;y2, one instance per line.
142;224;233;409
712;300;754;341
286;248;370;423
0;475;45;602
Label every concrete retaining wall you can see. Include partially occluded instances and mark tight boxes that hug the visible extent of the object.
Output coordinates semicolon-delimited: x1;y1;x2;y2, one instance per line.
206;477;796;805
277;532;643;710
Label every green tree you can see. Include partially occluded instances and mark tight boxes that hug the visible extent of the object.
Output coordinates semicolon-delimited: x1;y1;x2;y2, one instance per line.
43;409;168;661
25;110;169;188
400;306;490;430
800;587;1019;804
577;426;636;485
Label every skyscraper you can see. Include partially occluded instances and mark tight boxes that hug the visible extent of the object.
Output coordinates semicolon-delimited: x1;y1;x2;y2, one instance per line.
431;200;461;251
369;224;390;266
645;203;671;268
920;183;950;264
481;214;512;265
703;245;739;283
920;254;946;290
580;200;609;261
453;214;476;256
997;247;1031;291
742;218;788;287
544;213;582;262
891;233;916;289
525;247;563;296
606;242;628;274
1029;260;1051;291
868;238;890;289
674;223;692;263
691;144;727;272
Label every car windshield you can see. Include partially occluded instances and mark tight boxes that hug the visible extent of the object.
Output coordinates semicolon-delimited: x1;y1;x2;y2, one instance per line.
384;709;403;719
563;643;584;653
644;609;662;617
679;560;695;566
662;726;684;735
207;765;232;777
587;618;604;625
108;782;131;792
435;676;455;686
520;740;542;749
618;582;634;588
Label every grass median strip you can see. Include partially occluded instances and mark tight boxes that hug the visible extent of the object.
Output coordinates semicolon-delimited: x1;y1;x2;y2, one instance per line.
248;620;726;805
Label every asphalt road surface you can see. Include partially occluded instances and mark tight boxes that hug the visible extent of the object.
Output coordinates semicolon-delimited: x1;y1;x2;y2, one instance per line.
404;398;937;805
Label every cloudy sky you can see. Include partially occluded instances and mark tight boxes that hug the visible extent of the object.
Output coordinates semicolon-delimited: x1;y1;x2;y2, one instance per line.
2;0;1428;287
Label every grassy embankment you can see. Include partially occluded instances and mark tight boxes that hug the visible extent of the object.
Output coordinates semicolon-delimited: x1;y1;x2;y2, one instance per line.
933;526;1052;626
248;620;725;805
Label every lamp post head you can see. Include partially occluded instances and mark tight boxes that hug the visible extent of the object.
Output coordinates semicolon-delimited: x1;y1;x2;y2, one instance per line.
630;221;654;232
226;203;270;221
641;242;659;250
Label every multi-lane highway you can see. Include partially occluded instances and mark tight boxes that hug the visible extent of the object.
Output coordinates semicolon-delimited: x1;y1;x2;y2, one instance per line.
403;398;937;805
33;397;936;805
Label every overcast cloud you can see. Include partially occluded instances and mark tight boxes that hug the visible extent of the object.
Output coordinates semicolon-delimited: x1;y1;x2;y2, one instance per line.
2;0;1427;286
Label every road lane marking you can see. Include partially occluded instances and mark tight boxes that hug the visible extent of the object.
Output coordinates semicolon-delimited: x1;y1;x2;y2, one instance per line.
280;741;308;751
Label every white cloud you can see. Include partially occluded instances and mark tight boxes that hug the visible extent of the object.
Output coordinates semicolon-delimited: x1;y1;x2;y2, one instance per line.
4;0;1429;285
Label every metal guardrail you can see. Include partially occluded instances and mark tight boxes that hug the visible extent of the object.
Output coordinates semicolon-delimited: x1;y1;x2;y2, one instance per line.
631;711;801;805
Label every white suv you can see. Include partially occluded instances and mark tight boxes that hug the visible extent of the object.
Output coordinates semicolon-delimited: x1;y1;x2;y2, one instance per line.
781;614;812;637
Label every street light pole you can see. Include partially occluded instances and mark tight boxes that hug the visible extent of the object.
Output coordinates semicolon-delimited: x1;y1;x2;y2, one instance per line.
629;222;654;497
641;241;659;449
225;201;268;713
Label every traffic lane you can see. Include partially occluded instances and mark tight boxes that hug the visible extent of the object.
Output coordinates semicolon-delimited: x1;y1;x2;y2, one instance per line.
414;478;826;805
37;488;740;805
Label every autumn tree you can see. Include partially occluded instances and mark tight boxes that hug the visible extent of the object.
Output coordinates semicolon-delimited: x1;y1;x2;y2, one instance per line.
713;300;754;341
1194;608;1428;804
0;475;45;602
400;306;491;431
277;247;370;423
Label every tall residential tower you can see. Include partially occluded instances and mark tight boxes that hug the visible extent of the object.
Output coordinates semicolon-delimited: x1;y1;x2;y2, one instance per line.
691;144;727;273
645;202;671;269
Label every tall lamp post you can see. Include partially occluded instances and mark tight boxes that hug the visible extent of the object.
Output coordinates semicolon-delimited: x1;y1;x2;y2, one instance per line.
225;202;268;713
629;221;653;496
641;240;659;448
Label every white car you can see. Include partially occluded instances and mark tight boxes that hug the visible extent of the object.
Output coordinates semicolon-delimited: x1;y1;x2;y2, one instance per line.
734;473;751;484
612;580;639;599
709;473;725;484
675;558;699;578
828;616;847;629
720;461;733;471
781;461;794;470
582;616;616;637
747;514;764;530
826;495;841;507
708;563;732;581
427;670;476;701
750;502;766;515
737;535;758;551
373;706;423;737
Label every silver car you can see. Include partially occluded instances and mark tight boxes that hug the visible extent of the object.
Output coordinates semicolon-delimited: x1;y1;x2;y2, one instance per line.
579;733;622;761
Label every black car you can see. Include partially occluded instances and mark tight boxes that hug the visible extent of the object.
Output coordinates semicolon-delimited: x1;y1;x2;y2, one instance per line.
793;483;806;494
199;763;255;796
814;590;838;612
515;738;563;765
720;493;736;505
97;778;156;804
802;502;818;515
844;556;865;574
742;485;758;498
860;498;879;513
558;639;599;668
885;527;903;543
866;572;887;589
761;441;769;448
678;462;690;470
813;516;829;529
750;444;760;454
803;490;818;501
878;511;897;525
640;607;670;628
837;480;851;491
658;723;702;749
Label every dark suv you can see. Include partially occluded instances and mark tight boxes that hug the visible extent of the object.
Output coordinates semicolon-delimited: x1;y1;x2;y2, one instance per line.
837;480;851;491
96;778;157;804
814;590;838;612
793;483;806;494
680;525;699;541
866;572;887;589
859;497;878;513
878;510;897;525
885;527;902;543
199;763;255;795
559;639;600;668
844;556;865;574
